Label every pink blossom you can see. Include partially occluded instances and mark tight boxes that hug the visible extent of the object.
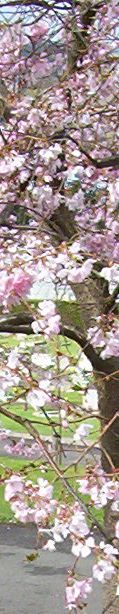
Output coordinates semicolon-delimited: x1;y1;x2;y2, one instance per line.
66;578;92;610
34;301;61;338
73;423;92;444
31;321;41;334
0;270;33;307
43;539;56;552
77;478;89;495
0;429;10;441
52;518;69;542
7;349;19;369
37;478;53;500
78;472;119;509
34;509;48;524
62;418;68;428
27;388;49;409
5;475;23;501
69;241;80;255
30;22;48;41
11;270;33;298
69;509;89;538
45;314;61;337
72;536;95;558
0;7;119;612
39;301;56;318
65;586;75;611
31;353;52;368
93;559;115;583
88;326;105;348
69;259;94;283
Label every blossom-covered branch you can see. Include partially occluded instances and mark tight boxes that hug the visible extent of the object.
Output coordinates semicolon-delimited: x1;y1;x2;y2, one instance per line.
51;131;119;169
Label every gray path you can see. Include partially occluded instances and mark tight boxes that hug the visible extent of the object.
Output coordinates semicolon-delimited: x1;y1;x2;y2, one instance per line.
0;435;100;466
0;524;102;614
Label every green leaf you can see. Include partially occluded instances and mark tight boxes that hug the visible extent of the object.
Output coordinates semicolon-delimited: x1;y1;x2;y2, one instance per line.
25;552;39;562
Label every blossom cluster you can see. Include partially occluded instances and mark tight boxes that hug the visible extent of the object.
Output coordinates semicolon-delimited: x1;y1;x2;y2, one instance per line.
31;300;61;338
78;467;119;510
4;476;119;607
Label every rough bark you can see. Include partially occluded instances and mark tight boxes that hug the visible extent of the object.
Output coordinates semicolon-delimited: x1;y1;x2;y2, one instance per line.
95;363;119;472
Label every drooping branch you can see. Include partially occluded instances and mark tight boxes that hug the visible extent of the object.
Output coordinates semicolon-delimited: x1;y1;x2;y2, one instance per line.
92;154;119;170
0;311;116;375
61;325;104;371
51;131;119;170
104;283;119;314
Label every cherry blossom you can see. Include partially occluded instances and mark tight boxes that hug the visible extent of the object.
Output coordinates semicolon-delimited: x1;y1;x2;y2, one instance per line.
88;323;119;358
5;475;24;501
29;22;48;41
78;472;119;509
93;559;115;583
32;301;61;339
68;259;94;283
65;578;92;611
5;476;56;526
31;353;53;369
72;536;95;558
0;270;33;308
73;423;93;444
27;387;50;410
43;539;56;552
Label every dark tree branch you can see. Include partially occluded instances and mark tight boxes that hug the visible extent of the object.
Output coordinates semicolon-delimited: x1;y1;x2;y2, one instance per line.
104;284;119;314
0;312;115;375
61;325;103;371
51;131;119;170
0;0;49;7
93;155;119;170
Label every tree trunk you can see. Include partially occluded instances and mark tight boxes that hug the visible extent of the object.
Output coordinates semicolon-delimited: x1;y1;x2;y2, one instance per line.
95;361;119;613
95;359;119;472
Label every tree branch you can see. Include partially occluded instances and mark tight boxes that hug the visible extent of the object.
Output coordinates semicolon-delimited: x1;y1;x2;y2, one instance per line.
61;325;103;371
104;284;119;314
79;148;119;170
0;312;105;373
51;131;119;170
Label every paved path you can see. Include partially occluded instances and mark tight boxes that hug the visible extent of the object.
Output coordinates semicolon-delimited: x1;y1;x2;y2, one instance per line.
0;432;100;465
0;444;100;467
0;524;102;614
